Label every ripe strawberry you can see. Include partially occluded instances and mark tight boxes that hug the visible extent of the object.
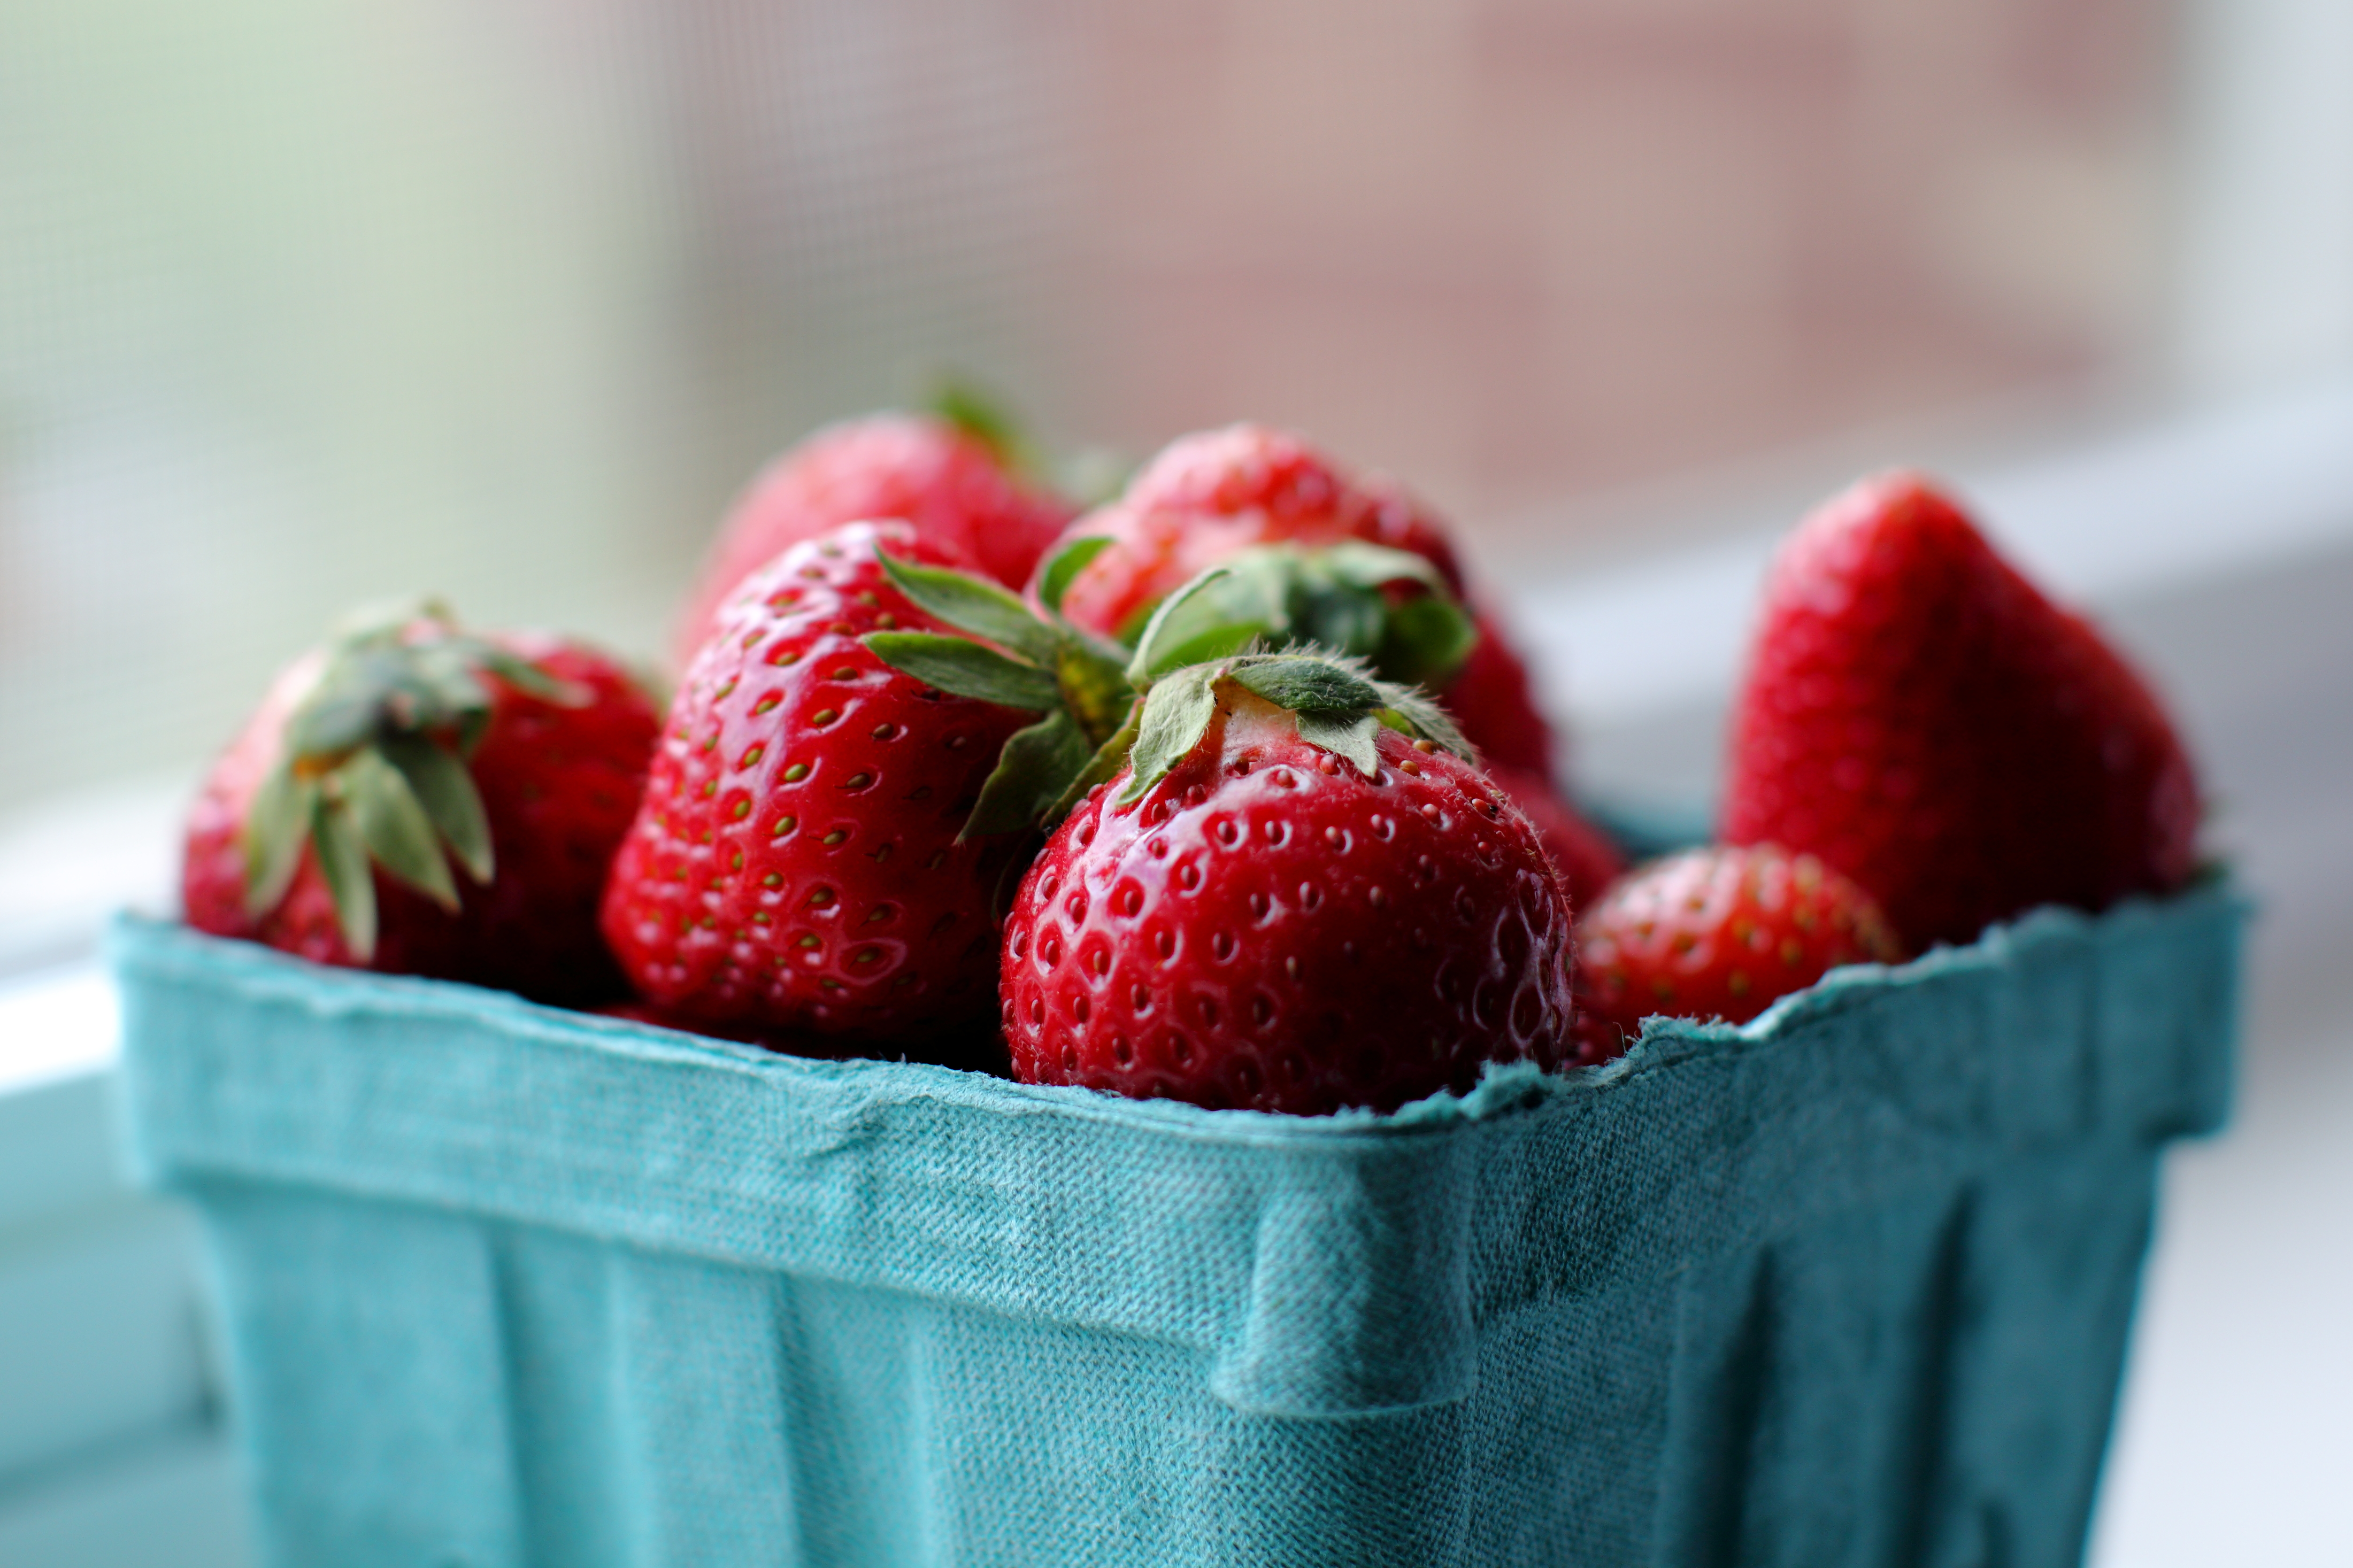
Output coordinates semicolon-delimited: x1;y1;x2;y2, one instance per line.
1045;423;1564;784
671;411;1075;667
1722;473;2200;949
603;522;1048;1047
1000;653;1577;1115
181;606;659;1006
1574;844;1904;1063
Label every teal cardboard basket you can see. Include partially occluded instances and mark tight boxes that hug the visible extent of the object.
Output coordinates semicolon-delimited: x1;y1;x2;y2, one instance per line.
112;885;2239;1568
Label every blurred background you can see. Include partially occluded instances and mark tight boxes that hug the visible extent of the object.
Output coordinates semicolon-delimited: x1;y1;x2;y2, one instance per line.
3;0;2348;813
1;0;2349;1562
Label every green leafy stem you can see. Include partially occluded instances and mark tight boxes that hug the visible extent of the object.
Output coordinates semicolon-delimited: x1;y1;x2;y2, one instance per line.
240;600;585;960
864;539;1474;838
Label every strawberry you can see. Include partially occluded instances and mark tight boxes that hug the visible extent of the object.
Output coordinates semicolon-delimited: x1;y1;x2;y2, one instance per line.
603;522;1066;1047
181;605;659;1006
1045;423;1564;784
1572;844;1904;1063
1721;473;2200;949
670;411;1075;668
999;651;1577;1115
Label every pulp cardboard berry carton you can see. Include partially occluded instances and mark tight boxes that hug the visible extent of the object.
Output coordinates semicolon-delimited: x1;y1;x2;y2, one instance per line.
112;863;2237;1568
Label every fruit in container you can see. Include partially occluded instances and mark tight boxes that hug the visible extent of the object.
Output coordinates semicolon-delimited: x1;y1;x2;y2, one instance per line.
997;646;1577;1115
1572;843;1904;1063
181;602;659;1006
1044;422;1566;785
671;410;1076;668
1722;472;2199;950
603;521;1047;1049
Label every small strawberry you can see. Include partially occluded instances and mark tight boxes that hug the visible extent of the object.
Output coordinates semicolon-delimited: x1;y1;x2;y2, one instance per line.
1721;473;2200;949
1573;844;1904;1063
1044;423;1564;784
604;521;1117;1047
671;410;1075;667
181;604;660;1006
999;650;1577;1115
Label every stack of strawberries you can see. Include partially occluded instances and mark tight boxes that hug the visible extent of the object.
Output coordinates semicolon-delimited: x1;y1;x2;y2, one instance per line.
183;413;2201;1116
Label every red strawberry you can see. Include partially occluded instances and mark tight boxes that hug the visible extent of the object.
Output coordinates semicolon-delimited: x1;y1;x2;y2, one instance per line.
603;522;1043;1047
1050;426;1458;631
181;607;659;1006
1574;844;1904;1063
1000;653;1577;1115
671;412;1075;668
1045;423;1563;784
1721;473;2200;949
1487;766;1624;914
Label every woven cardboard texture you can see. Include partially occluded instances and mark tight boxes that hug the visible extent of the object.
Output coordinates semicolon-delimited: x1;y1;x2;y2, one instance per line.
113;887;2237;1567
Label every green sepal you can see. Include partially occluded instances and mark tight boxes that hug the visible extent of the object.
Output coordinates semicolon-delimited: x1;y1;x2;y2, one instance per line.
240;597;573;938
873;551;1060;666
1116;542;1477;692
311;799;378;962
1294;710;1382;777
1117;665;1222;805
1132;615;1268;681
380;732;494;885
241;762;319;920
1102;650;1473;811
925;374;1039;476
1294;588;1387;668
1377;594;1479;689
473;644;590;708
340;747;460;912
963;709;1095;839
1314;539;1451;594
1228;654;1385;716
864;633;1061;711
1371;680;1474;760
1036;535;1112;615
286;643;453;756
1125;568;1241;686
1054;640;1140;747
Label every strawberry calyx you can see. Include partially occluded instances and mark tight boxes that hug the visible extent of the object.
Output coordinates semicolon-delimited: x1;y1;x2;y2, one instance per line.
240;599;586;961
1109;538;1477;690
864;538;1139;838
1116;648;1472;806
863;537;1473;839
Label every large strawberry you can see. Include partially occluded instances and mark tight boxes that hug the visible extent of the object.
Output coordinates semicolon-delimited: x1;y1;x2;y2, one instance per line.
1722;473;2200;948
998;649;1577;1115
605;521;1094;1047
670;411;1075;667
1044;423;1564;784
181;605;659;1006
1573;844;1903;1064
